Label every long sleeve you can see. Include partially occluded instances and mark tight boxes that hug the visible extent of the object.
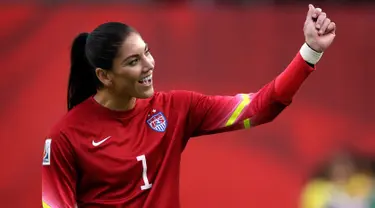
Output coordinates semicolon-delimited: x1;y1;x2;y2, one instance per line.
183;52;315;137
42;131;77;208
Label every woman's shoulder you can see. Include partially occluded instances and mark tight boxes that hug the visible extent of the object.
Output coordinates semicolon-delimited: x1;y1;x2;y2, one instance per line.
47;99;96;138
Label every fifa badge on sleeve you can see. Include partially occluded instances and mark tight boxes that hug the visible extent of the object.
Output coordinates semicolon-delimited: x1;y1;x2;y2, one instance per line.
43;139;52;166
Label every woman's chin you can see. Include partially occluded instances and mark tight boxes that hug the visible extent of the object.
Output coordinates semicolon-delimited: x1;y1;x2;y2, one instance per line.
137;86;154;99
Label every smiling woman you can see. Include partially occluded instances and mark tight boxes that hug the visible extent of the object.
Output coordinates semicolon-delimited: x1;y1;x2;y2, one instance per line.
67;23;155;112
42;9;336;207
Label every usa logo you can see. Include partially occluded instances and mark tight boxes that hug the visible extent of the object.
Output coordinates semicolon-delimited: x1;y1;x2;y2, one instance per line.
146;112;167;132
43;139;51;166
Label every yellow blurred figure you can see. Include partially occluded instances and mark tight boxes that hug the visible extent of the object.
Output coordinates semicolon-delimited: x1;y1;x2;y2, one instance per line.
301;153;374;208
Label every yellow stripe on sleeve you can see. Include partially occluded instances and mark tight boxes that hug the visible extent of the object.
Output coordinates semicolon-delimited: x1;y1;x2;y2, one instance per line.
243;118;251;129
42;201;51;208
225;94;251;126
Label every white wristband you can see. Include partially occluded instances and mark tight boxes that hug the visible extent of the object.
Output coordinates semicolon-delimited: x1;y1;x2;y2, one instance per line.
299;43;323;65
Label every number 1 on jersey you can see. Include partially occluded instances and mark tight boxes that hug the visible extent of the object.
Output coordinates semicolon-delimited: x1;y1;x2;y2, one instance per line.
136;154;152;190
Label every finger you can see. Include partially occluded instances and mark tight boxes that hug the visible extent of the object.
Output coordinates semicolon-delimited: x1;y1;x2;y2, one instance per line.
307;4;316;19
312;7;322;19
326;22;336;35
315;12;326;29
319;18;331;35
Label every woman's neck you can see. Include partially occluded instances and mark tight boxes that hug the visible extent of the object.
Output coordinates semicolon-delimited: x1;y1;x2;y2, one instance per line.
94;90;136;111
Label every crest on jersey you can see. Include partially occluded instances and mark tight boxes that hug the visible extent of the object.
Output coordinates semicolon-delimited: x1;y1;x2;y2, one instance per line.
146;112;167;132
43;139;51;166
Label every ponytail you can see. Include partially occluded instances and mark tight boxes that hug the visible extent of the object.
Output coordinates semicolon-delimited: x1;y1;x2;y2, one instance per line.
67;33;98;111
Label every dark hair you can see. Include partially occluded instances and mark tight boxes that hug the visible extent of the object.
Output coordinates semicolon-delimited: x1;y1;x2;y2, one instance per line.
67;22;136;111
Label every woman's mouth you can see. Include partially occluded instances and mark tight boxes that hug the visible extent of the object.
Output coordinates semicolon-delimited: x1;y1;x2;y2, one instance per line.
138;74;153;86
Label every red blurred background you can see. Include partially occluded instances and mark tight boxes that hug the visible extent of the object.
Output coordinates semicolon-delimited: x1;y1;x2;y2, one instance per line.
0;2;374;208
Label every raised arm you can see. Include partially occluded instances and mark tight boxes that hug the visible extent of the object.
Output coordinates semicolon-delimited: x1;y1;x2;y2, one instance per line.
183;4;336;137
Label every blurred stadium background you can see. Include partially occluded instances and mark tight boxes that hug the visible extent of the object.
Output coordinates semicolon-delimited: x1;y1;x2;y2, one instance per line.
0;0;374;207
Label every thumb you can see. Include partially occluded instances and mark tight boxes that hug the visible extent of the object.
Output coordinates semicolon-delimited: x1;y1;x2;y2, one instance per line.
306;4;315;20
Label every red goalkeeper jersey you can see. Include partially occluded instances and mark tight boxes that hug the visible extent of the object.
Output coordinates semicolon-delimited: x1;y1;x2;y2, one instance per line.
42;52;314;208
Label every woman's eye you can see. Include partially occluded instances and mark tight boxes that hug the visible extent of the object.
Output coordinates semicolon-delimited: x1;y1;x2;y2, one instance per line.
128;59;139;66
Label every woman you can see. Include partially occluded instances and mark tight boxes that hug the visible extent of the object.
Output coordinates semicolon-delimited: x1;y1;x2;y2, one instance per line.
42;4;336;208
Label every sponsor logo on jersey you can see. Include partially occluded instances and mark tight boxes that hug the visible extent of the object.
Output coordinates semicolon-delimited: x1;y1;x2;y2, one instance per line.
43;139;52;166
92;136;111;147
146;112;167;132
